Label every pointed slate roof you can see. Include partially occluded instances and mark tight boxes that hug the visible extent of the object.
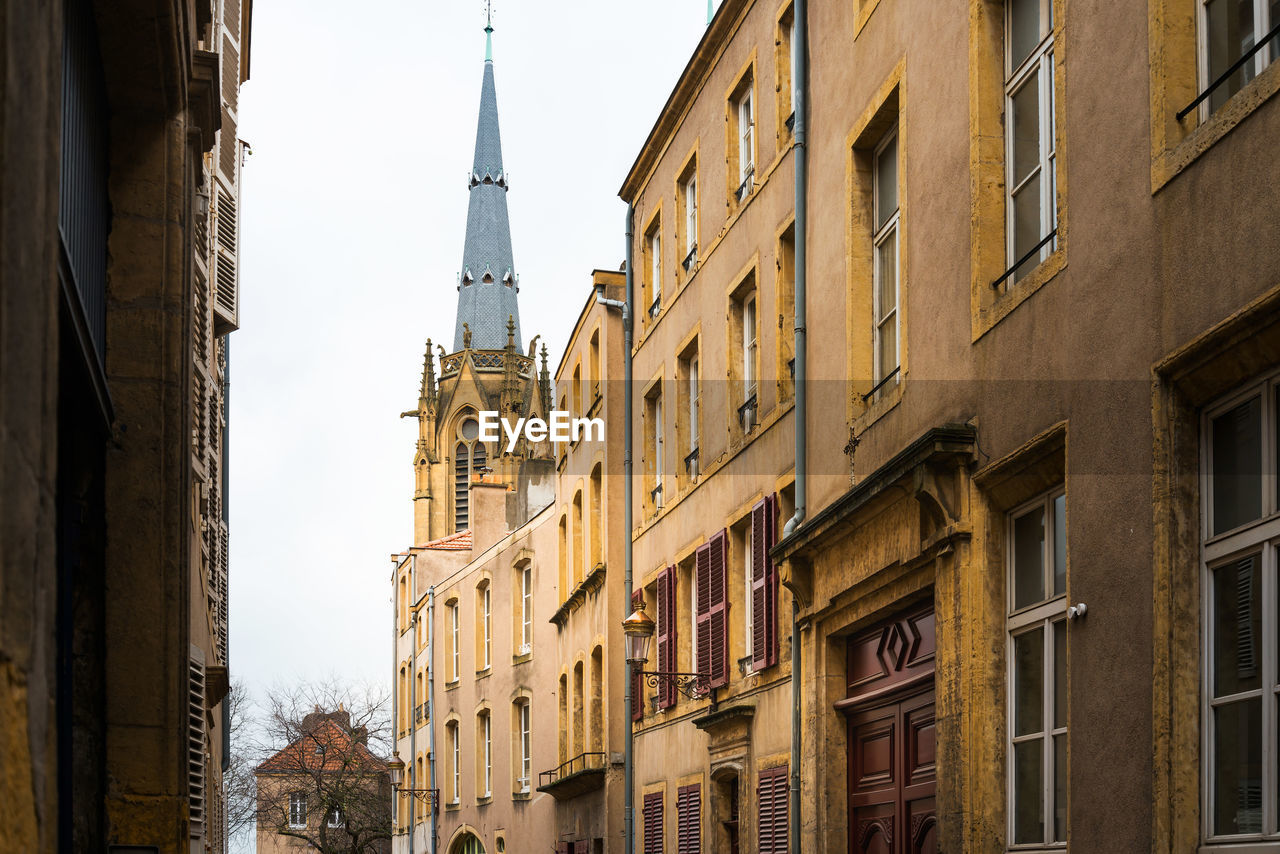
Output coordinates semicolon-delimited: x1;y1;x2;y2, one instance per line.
454;28;522;352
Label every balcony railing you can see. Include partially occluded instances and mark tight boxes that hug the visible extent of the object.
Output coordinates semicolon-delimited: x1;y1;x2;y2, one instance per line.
682;245;698;272
537;752;607;791
1177;19;1280;120
684;446;700;478
737;392;758;432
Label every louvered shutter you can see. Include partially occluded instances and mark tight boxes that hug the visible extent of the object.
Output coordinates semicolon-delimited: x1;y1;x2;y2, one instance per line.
212;186;239;333
757;493;779;668
643;791;664;854
751;499;768;669
695;543;712;684
573;841;589;854
657;567;677;709
556;843;571;854
188;648;207;838
757;765;789;853
676;784;701;854
632;590;645;722
708;530;729;688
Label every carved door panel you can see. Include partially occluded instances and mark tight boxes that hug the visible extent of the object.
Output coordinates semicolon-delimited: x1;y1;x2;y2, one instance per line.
844;604;937;854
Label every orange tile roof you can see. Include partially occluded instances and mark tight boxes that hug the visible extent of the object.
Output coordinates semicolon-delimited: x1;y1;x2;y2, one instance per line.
255;718;386;775
417;530;472;551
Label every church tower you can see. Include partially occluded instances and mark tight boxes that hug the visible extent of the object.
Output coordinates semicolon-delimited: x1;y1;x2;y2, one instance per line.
405;18;554;546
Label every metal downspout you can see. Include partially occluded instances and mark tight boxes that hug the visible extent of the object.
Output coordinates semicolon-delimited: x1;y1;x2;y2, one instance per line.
221;337;232;773
427;586;437;854
390;557;401;848
622;202;636;854
785;0;809;850
408;556;417;850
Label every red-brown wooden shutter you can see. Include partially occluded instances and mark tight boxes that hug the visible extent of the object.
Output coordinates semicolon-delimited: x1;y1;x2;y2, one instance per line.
695;543;712;683
757;764;789;853
657;566;677;709
573;841;590;854
764;493;779;667
643;791;665;854
632;590;645;722
556;844;571;854
751;498;768;669
708;529;729;688
676;784;701;853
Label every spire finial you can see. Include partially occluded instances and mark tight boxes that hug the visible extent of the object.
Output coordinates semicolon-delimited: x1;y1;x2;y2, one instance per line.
484;0;494;61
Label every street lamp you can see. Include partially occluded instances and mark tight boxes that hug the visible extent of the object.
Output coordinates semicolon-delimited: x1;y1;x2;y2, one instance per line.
387;750;439;813
622;598;712;703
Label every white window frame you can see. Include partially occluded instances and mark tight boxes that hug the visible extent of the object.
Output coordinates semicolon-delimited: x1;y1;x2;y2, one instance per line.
653;394;665;509
1200;374;1280;845
649;227;662;315
482;712;492;798
520;564;533;654
1006;487;1068;851
327;806;344;829
518;700;532;793
738;88;755;188
743;295;758;399
684;174;698;261
482;584;491;670
450;723;461;804
289;792;306;829
1196;0;1278;120
450;602;460;682
689;353;700;455
872;126;900;387
788;13;798;121
1004;0;1057;283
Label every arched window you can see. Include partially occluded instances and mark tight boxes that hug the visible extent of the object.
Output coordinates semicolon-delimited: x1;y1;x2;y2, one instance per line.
515;560;533;655
590;464;603;569
476;579;491;671
572;660;585;757
453;414;487;531
590;646;603;753
558;673;569;763
572;490;584;586
512;697;532;793
476;708;492;798
557;515;569;598
450;833;486;854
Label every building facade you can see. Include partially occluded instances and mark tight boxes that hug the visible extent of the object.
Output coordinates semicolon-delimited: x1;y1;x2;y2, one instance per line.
621;0;1280;853
0;1;249;852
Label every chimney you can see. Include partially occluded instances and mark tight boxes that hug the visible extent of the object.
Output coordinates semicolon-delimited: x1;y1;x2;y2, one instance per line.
469;476;510;552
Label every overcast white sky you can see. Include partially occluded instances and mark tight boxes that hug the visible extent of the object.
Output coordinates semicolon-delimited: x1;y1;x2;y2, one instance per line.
229;0;712;714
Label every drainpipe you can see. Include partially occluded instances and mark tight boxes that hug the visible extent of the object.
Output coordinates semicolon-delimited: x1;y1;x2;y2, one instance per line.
390;557;401;850
427;586;438;854
605;203;636;854
409;563;418;850
784;0;809;851
221;337;232;774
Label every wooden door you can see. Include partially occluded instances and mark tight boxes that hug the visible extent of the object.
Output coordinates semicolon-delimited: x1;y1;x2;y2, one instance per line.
843;605;937;854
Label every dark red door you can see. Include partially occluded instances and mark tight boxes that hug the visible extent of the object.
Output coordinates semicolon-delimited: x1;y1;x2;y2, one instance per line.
843;605;937;854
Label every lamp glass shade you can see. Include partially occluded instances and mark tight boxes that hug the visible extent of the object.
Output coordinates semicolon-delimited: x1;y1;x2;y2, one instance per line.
387;753;405;787
622;603;655;666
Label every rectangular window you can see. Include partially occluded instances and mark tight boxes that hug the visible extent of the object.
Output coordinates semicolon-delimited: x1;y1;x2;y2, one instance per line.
677;784;702;854
739;90;755;191
1007;487;1068;848
1201;375;1280;842
757;765;789;853
685;176;697;258
732;282;760;435
289;792;306;828
647;387;665;512
521;563;533;653
646;219;663;319
872;126;900;387
327;807;343;828
482;585;492;669
695;530;730;689
778;5;797;134
519;701;531;792
1005;0;1057;284
643;791;665;854
482;712;492;797
679;343;701;481
749;494;779;670
1200;0;1279;115
450;602;460;681
450;723;461;804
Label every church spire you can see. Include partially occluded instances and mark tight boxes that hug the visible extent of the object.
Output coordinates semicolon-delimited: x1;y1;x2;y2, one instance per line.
453;5;521;352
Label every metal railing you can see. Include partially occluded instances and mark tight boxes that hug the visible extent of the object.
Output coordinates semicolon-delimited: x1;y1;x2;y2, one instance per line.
862;367;901;403
1178;20;1280;120
991;228;1057;290
538;752;607;789
737;392;758;432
